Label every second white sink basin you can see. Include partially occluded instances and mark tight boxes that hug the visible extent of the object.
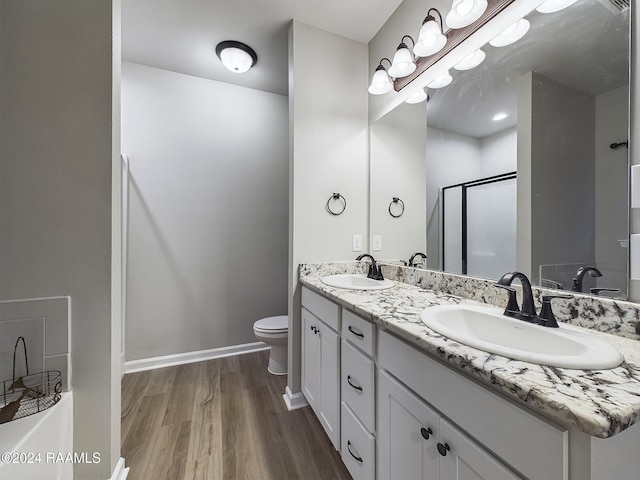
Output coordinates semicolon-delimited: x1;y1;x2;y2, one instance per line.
321;274;394;291
420;304;623;370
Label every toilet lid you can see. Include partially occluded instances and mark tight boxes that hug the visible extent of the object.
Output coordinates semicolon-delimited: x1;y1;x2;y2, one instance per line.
254;315;288;333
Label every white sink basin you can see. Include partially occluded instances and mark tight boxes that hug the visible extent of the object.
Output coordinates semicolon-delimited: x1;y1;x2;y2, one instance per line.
321;274;394;291
419;304;623;370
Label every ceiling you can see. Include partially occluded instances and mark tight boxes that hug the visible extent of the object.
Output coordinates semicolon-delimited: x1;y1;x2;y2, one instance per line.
426;0;630;138
121;0;403;96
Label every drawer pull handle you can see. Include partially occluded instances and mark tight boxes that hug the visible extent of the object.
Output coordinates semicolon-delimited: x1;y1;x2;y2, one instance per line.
347;441;363;463
347;375;363;392
348;325;364;338
437;442;450;457
420;427;433;440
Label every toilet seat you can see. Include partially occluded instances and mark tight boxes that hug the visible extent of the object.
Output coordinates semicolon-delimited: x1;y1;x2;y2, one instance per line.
254;315;288;334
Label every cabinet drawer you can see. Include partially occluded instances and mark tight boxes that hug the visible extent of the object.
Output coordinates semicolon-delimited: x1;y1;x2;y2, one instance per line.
342;309;374;356
341;340;375;432
302;287;339;331
341;402;375;480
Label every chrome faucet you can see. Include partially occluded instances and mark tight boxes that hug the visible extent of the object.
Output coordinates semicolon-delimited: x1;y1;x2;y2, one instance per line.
356;254;384;280
572;266;602;292
496;271;537;321
408;252;427;267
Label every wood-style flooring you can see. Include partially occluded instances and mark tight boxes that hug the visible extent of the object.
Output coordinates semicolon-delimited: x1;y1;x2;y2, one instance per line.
121;350;352;480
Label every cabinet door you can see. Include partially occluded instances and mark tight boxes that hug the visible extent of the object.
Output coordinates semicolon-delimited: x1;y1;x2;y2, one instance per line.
438;418;522;480
378;370;440;480
319;322;340;449
302;308;321;411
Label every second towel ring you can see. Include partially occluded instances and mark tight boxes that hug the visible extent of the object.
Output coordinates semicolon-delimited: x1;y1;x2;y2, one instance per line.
327;193;347;216
389;197;405;218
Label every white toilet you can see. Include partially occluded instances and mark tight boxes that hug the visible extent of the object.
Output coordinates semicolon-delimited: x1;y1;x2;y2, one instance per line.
253;315;288;375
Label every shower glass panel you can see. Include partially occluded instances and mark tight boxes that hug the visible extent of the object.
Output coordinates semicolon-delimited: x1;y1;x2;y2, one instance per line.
466;178;517;279
442;172;516;279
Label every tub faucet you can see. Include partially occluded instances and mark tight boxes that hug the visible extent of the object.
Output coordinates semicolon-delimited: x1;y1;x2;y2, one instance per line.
356;254;384;280
497;271;537;321
408;252;427;267
572;266;602;292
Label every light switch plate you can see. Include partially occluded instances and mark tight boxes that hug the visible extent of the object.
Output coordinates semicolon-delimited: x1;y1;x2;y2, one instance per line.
632;165;640;208
352;235;362;252
631;234;640;280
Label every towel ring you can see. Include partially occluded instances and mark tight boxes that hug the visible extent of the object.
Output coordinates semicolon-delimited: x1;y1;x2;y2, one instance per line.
389;197;405;218
327;193;347;216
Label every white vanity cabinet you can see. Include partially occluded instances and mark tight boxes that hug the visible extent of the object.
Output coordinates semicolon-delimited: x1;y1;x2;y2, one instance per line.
378;369;520;480
301;288;340;449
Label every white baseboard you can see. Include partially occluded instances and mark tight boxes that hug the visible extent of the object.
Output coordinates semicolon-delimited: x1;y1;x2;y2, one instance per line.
109;458;129;480
123;342;269;374
283;385;309;411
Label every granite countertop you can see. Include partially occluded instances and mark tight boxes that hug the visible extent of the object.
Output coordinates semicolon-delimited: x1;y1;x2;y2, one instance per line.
300;275;640;439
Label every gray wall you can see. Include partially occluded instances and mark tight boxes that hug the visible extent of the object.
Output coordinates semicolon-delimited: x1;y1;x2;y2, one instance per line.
0;1;120;478
288;21;369;395
370;102;427;262
519;72;596;284
121;62;288;361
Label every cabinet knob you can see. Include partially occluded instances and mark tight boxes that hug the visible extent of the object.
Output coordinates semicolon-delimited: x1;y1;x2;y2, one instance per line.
420;427;433;440
347;440;363;463
437;442;450;457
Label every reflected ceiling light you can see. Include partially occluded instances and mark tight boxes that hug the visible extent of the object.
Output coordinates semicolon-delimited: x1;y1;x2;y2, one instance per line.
388;36;417;78
492;112;508;121
426;71;453;89
414;9;447;57
368;58;394;95
445;0;488;29
536;0;578;13
405;89;429;104
489;18;530;47
215;40;257;73
453;49;486;70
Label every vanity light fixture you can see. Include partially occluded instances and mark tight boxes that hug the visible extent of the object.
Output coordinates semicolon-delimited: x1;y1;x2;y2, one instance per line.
405;89;429;104
368;58;394;95
453;49;486;70
445;0;489;29
215;40;257;73
414;9;447;57
388;36;417;78
489;18;530;47
492;112;508;121
536;0;578;13
426;71;453;89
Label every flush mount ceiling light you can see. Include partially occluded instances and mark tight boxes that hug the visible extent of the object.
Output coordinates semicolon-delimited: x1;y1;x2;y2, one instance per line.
536;0;578;13
446;0;488;29
426;71;453;89
453;49;486;70
489;18;530;47
215;40;257;73
414;9;447;57
368;58;394;95
492;112;508;121
405;89;429;104
388;36;417;78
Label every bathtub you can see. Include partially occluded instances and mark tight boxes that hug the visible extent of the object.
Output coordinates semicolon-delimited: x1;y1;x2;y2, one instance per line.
0;392;73;479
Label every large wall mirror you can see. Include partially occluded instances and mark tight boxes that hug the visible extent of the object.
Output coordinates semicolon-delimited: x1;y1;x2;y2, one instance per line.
369;0;630;298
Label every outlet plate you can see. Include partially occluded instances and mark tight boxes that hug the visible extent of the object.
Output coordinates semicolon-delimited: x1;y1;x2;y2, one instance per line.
373;235;382;252
352;235;362;252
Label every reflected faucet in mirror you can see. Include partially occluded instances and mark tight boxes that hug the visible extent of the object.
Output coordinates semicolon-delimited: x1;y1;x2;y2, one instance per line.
572;266;602;292
356;254;384;281
408;252;427;267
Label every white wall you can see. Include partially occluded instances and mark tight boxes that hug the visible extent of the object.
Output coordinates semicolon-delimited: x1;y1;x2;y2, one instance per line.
289;21;369;395
121;62;288;361
480;127;517;177
370;102;427;261
0;1;120;478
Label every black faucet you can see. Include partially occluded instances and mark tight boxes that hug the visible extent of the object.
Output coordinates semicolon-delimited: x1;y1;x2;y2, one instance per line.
356;254;384;280
572;266;602;292
408;252;427;267
496;271;537;321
